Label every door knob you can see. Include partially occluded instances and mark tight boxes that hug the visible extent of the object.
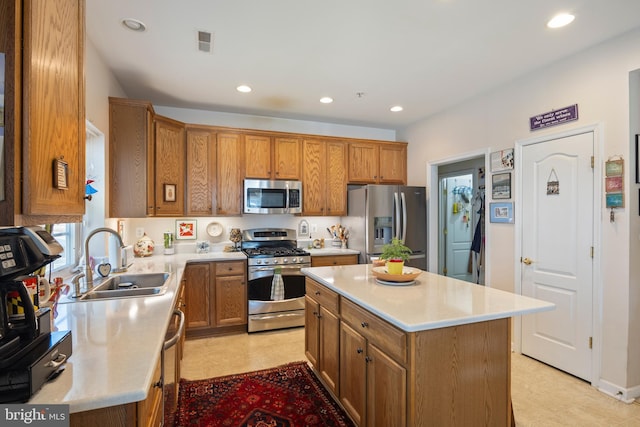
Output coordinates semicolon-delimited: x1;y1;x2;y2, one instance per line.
521;257;533;265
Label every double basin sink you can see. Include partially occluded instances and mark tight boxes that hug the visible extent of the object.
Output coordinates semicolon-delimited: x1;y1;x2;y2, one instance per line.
78;272;171;301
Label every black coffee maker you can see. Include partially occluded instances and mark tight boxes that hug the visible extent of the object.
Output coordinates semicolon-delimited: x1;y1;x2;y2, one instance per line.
0;226;72;402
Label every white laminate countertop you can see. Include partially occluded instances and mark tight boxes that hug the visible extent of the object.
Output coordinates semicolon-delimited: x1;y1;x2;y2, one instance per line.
302;264;555;333
29;251;246;413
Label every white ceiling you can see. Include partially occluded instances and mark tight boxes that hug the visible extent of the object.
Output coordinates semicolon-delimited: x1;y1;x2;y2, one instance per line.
87;0;640;129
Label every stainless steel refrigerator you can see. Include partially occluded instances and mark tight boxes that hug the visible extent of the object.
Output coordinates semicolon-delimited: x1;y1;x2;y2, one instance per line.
343;185;427;269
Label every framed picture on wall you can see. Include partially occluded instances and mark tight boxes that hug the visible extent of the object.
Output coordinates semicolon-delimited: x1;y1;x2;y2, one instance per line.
176;219;197;240
490;149;514;172
492;172;511;199
489;202;514;223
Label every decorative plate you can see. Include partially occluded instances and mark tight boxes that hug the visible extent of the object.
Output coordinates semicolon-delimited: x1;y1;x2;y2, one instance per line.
375;278;416;286
371;266;422;282
206;222;223;237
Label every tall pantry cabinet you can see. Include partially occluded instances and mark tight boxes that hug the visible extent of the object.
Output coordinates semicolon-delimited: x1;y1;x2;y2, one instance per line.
1;0;86;225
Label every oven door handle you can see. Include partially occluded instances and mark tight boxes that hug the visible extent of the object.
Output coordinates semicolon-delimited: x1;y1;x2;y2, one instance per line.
251;265;307;273
252;312;305;321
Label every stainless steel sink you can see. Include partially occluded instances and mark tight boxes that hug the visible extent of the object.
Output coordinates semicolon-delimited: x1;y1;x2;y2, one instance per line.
78;272;171;301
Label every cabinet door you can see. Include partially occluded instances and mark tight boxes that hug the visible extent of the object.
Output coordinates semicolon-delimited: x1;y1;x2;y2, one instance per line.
311;255;358;267
186;127;216;216
325;141;348;215
244;134;272;179
214;275;247;327
366;343;407;427
154;116;185;216
216;133;244;215
304;295;320;368
320;306;340;395
379;144;406;184
22;0;85;216
183;263;214;331
109;98;155;218
273;137;301;179
348;142;379;183
340;322;367;427
302;140;325;215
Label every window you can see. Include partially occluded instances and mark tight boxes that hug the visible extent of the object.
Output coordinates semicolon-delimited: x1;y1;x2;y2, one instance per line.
48;223;82;273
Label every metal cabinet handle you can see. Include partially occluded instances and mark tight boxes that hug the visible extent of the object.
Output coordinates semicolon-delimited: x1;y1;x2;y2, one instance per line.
361;322;368;328
365;356;372;363
45;353;67;369
164;309;185;350
315;291;321;296
357;348;363;354
522;257;533;265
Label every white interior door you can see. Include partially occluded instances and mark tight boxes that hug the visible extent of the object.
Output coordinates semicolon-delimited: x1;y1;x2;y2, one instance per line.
520;131;594;381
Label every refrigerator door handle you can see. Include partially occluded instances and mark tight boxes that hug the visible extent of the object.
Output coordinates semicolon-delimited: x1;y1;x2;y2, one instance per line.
394;192;401;239
401;191;407;242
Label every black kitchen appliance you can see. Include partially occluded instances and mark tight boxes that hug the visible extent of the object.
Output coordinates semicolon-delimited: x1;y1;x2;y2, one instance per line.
241;228;310;332
0;226;72;403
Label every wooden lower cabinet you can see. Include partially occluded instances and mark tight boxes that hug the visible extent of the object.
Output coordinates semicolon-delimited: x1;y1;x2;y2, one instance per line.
184;260;247;338
310;254;358;267
305;277;513;427
70;357;162;427
305;290;340;395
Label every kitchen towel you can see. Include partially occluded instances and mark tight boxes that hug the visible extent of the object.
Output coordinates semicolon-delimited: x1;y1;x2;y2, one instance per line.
270;268;284;301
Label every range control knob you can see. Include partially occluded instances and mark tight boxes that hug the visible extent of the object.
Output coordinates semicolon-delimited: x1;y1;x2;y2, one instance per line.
256;259;262;265
283;258;289;264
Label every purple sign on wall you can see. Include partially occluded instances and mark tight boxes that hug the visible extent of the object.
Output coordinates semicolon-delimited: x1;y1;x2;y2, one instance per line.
529;104;578;131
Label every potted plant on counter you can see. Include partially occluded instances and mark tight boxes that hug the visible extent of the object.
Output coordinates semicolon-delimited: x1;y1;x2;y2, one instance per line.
379;238;412;275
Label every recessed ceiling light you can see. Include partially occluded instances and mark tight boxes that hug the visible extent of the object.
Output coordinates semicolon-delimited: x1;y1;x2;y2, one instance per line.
320;97;333;104
390;106;403;112
122;18;146;32
547;13;575;29
237;85;252;93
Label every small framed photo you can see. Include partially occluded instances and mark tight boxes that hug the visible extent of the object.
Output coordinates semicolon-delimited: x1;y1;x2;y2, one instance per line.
176;219;197;240
489;202;514;224
490;149;514;172
492;172;511;199
164;184;176;202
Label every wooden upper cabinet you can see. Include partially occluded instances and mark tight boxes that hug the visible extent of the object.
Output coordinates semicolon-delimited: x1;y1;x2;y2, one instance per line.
245;135;301;180
303;139;347;216
21;0;85;219
379;143;407;184
348;142;379;184
154;116;186;216
216;133;244;215
273;137;301;180
186;126;217;216
348;141;407;185
244;134;272;179
108;98;155;218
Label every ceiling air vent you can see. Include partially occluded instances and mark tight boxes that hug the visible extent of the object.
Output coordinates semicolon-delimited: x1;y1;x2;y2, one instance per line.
197;31;213;53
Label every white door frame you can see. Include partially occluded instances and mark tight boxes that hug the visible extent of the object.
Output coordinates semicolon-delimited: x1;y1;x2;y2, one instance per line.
427;149;491;284
513;123;603;387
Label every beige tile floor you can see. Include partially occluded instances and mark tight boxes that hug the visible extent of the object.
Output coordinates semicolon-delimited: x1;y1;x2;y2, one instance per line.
181;328;640;426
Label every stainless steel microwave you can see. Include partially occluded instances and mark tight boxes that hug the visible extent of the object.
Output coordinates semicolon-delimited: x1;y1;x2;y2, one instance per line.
244;179;303;214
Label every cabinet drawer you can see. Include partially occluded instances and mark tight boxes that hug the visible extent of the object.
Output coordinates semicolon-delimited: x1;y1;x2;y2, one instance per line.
215;261;245;276
306;279;339;314
341;298;407;364
311;254;358;267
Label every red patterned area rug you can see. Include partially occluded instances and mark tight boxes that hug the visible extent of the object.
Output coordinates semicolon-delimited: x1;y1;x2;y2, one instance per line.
174;361;355;427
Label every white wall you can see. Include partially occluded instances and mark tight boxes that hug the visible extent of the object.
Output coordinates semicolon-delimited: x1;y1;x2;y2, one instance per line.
399;28;640;395
154;105;397;141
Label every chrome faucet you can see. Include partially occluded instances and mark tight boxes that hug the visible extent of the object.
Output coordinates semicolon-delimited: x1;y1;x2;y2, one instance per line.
84;227;127;288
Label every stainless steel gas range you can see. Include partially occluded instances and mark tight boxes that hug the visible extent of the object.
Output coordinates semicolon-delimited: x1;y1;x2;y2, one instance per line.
241;228;310;332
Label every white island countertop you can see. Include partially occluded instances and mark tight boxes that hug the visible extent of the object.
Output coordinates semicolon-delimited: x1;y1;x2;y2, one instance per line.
302;264;554;332
29;251;246;413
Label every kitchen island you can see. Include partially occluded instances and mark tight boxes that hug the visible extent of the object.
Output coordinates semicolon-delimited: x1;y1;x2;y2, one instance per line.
302;264;554;427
